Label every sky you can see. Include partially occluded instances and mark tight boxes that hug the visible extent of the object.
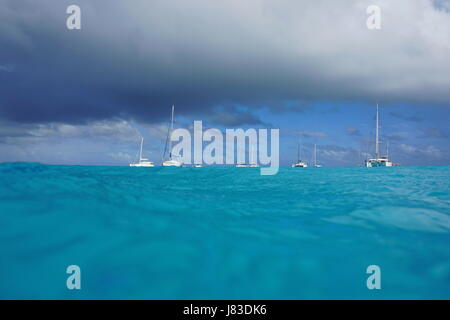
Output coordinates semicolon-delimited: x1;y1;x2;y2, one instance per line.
0;0;449;166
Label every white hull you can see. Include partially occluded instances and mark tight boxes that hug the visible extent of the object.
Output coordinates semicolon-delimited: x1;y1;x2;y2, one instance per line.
237;145;259;168
130;162;154;167
365;158;393;167
162;160;183;167
292;161;308;168
236;164;259;167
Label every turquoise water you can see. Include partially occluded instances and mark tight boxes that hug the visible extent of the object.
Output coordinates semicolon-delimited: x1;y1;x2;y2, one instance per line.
0;163;449;299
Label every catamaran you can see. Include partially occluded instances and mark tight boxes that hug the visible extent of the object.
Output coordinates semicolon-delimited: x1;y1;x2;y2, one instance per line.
162;105;183;167
292;140;308;167
365;103;393;167
130;137;155;167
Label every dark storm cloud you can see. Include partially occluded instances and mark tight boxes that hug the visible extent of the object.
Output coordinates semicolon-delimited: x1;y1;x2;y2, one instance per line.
207;106;267;127
389;112;422;122
434;0;450;11
0;0;450;126
0;119;139;143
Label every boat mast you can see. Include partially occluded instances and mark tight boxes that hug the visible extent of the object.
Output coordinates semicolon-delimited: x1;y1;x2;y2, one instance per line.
168;105;175;160
139;137;144;161
314;144;317;166
386;140;389;159
375;103;380;159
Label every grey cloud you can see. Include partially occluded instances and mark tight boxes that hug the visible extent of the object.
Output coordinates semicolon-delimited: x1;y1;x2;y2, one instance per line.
346;127;362;136
419;127;448;139
398;143;447;161
0;0;450;127
389;112;422;122
317;144;362;166
385;132;408;141
0;64;14;72
288;130;328;139
207;106;268;127
0;120;154;165
299;131;328;139
0;120;140;144
434;0;450;11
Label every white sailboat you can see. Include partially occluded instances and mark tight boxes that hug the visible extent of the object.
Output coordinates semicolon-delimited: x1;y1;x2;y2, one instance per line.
249;144;258;167
162;105;183;167
313;144;323;167
236;145;258;167
365;103;394;167
292;140;308;168
130;137;155;167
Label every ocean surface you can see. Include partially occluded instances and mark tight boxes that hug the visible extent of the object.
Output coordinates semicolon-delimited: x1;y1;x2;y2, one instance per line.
0;162;449;299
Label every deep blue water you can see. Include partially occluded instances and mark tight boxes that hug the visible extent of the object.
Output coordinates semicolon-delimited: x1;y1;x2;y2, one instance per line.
0;163;449;299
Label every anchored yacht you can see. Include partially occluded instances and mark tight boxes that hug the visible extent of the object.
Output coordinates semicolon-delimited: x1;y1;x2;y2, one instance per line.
236;145;258;167
292;160;308;168
312;144;323;167
249;145;259;167
365;104;394;167
130;137;155;167
162;105;183;167
292;140;308;167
